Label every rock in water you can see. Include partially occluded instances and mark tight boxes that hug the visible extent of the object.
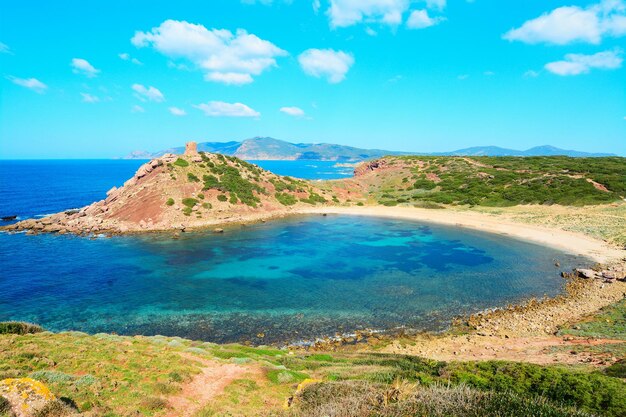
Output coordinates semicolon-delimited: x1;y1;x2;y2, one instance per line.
0;378;56;417
0;215;17;221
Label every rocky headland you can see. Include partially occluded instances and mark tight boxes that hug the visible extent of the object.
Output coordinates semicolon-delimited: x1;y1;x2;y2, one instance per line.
2;142;353;236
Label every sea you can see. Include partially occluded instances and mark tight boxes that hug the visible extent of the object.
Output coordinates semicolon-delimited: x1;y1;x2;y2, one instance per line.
0;159;588;344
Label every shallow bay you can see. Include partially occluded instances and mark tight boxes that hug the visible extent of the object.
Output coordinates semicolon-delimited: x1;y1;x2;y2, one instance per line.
0;215;587;344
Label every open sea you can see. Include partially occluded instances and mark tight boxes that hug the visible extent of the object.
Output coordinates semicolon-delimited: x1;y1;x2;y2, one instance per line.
0;160;588;344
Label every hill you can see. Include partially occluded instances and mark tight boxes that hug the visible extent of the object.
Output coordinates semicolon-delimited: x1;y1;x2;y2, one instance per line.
124;137;407;161
347;155;626;207
124;138;615;160
434;145;615;157
6;144;347;235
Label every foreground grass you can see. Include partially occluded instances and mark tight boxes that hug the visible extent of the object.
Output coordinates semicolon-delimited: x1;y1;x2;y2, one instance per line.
2;329;625;416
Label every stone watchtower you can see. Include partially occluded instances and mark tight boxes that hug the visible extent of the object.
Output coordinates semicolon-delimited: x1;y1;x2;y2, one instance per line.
184;141;198;156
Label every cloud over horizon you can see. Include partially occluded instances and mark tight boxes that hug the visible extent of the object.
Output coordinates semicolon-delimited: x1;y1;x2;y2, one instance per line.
504;0;626;45
71;58;100;77
545;49;623;75
298;48;354;83
8;76;48;93
131;20;287;85
132;84;165;102
194;101;260;117
280;106;305;117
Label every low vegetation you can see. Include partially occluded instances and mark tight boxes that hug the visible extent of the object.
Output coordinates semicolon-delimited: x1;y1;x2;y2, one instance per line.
369;156;625;207
2;326;624;416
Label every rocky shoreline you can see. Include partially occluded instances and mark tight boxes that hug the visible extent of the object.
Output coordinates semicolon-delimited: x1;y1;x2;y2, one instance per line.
280;258;626;353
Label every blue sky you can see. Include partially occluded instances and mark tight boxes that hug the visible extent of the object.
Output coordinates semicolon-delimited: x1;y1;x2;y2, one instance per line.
1;0;624;158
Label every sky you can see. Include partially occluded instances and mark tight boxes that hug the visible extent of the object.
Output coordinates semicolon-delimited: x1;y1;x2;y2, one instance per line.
0;0;625;158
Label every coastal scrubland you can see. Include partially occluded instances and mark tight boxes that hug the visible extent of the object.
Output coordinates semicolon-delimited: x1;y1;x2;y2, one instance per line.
352;156;625;207
1;305;625;417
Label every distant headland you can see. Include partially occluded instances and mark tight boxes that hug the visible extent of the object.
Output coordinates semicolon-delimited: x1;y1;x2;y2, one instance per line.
123;137;616;161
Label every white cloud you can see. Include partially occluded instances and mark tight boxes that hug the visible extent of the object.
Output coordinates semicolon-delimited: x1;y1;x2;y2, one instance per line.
193;101;260;117
545;49;623;75
524;70;540;78
365;27;378;36
298;48;354;83
132;20;287;85
132;105;145;113
280;106;305;117
327;0;409;27
425;0;446;11
132;84;165;102
71;58;100;77
169;106;187;116
326;0;446;28
484;71;495;76
406;9;445;29
0;42;11;54
457;74;469;80
8;76;47;93
504;0;626;45
80;92;100;103
119;52;142;65
313;0;321;13
204;72;253;85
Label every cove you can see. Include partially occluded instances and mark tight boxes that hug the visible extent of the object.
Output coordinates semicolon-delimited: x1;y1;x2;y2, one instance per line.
0;215;588;344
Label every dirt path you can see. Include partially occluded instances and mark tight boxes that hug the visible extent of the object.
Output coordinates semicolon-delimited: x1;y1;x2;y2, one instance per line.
383;335;624;366
163;354;252;417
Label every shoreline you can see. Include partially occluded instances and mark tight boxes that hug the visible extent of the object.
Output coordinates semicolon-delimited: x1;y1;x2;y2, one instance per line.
295;205;624;264
7;203;621;264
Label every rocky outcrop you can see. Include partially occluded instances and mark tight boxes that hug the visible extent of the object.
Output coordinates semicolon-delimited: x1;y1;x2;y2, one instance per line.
353;159;390;177
0;378;76;417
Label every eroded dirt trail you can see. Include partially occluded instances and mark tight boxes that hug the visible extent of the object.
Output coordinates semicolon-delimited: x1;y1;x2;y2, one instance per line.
164;354;254;417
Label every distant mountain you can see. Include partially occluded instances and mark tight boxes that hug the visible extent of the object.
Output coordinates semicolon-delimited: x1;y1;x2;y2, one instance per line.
124;138;615;160
433;145;614;157
124;137;409;161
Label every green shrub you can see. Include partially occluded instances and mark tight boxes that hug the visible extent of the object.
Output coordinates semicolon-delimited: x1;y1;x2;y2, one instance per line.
217;194;228;202
275;192;298;206
197;193;204;199
300;193;327;205
165;198;175;206
182;198;198;208
0;321;43;335
140;397;169;411
182;207;192;216
229;193;238;204
605;359;626;378
187;172;200;182
202;202;212;210
173;158;189;167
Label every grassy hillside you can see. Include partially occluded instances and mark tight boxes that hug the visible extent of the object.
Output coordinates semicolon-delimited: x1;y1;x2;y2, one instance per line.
1;322;624;416
357;156;625;207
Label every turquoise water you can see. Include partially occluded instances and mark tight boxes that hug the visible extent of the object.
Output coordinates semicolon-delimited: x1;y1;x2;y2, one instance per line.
0;215;587;344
